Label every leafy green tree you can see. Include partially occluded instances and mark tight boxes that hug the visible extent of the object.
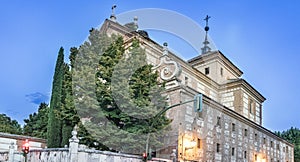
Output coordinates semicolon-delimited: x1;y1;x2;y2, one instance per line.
72;29;114;151
47;47;64;147
72;27;170;153
276;127;300;161
23;102;49;138
73;29;170;153
0;114;22;134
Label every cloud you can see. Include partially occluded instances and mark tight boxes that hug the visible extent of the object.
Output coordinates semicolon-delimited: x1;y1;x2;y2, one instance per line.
25;92;49;105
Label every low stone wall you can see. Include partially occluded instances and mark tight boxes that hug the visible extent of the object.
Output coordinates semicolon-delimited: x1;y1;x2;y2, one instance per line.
2;147;142;162
27;148;69;162
78;148;141;162
0;152;8;162
1;129;143;162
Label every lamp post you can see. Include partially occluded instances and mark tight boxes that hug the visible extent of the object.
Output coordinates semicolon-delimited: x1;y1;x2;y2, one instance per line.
145;93;203;160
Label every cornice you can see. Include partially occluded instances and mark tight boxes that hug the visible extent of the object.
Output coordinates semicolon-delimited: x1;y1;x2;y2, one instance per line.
220;79;266;103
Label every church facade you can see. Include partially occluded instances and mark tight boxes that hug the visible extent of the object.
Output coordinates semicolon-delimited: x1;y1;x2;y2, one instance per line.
99;11;294;162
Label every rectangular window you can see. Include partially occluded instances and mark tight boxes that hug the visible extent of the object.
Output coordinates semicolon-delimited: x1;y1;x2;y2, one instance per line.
216;143;220;153
286;146;289;153
277;144;280;150
220;68;223;76
249;99;254;114
197;138;201;149
254;133;258;141
244;151;247;159
255;154;257;161
231;147;235;156
244;129;248;137
232;123;235;131
205;67;210;75
263;137;266;144
184;76;188;85
217;116;221;126
270;141;273;148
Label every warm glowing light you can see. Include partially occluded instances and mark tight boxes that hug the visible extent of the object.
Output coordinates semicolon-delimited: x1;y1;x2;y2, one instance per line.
256;153;266;162
190;139;197;147
24;142;29;147
184;138;197;149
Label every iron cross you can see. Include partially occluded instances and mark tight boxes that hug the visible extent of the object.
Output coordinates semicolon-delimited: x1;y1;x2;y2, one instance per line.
204;15;211;26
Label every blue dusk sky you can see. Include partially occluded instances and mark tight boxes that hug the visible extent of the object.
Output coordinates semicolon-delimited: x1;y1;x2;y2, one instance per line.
0;1;299;131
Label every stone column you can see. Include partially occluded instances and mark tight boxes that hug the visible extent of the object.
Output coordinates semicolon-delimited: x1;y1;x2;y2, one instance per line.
69;127;79;162
8;142;14;162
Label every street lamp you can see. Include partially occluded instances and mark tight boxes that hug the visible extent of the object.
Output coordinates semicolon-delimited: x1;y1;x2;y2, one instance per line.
144;93;203;160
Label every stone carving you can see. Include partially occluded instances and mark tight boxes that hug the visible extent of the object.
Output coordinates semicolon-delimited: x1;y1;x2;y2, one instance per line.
153;42;181;81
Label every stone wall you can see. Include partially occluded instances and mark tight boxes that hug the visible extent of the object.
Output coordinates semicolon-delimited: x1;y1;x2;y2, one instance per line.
173;88;294;162
0;130;144;162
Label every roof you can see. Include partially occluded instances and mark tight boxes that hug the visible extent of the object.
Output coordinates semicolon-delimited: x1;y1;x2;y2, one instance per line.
0;132;46;143
188;50;243;77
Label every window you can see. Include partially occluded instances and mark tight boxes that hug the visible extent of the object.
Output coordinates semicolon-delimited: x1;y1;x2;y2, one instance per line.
244;129;248;137
244;151;247;159
205;67;210;75
232;123;235;131
270;141;273;148
197;138;201;149
231;147;235;156
277;144;280;150
249;99;254;114
254;133;258;141
220;68;223;76
255;154;257;161
263;137;266;144
185;76;188;85
216;143;220;153
217;116;221;126
286;146;289;153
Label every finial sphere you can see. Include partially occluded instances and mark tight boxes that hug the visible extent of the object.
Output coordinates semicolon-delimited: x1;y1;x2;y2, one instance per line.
163;42;168;47
205;26;209;31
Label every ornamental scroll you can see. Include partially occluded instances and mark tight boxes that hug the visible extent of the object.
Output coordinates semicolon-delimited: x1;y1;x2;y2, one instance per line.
152;43;181;81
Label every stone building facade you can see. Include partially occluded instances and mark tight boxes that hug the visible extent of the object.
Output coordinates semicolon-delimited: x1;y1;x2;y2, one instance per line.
99;12;294;162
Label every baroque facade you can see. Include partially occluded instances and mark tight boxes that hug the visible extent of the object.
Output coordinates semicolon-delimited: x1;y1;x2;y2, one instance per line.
100;11;294;162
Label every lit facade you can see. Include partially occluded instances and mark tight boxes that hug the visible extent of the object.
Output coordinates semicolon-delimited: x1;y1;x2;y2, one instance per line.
100;15;294;162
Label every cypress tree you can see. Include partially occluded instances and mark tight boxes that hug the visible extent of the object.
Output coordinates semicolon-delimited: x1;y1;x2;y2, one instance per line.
47;47;64;148
60;57;80;146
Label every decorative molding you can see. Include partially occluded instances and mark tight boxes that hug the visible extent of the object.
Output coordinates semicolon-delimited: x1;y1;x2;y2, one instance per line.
153;54;182;81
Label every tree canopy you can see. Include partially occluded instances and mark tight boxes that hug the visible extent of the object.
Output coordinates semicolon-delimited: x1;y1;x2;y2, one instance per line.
23;102;49;138
275;127;300;161
0;114;22;135
72;28;170;153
